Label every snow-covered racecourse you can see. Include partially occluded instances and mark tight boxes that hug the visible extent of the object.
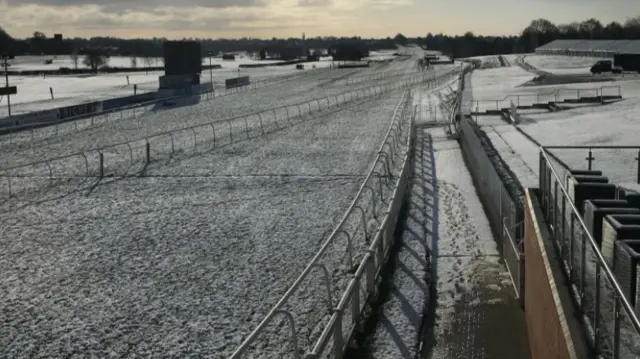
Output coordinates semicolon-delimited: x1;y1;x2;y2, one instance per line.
0;50;462;358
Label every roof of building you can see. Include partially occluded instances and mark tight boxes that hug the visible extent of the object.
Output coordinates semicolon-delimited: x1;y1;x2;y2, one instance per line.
536;40;640;54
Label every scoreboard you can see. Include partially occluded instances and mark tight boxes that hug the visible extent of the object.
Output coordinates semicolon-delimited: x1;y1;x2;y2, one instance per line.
163;41;202;76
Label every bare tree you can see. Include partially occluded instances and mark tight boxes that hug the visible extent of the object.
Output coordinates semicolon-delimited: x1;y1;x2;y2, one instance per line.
70;50;79;69
130;56;138;68
83;50;108;73
143;57;154;74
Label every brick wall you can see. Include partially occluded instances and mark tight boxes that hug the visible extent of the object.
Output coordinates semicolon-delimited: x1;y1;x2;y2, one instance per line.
524;189;578;359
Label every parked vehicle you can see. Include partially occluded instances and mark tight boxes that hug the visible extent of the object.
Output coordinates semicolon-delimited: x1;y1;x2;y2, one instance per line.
614;54;640;73
590;60;623;74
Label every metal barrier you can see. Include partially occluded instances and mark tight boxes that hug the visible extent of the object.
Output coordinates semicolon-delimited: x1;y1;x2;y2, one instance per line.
0;68;330;141
1;66;431;147
345;69;416;85
456;64;525;301
458;115;523;294
457;115;521;244
0;68;462;199
470;85;622;113
230;90;414;359
539;147;640;359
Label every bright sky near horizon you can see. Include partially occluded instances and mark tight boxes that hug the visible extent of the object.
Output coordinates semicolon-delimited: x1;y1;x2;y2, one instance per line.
1;0;639;39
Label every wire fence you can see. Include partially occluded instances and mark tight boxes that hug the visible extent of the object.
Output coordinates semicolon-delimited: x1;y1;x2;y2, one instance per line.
229;88;415;359
0;67;462;201
539;148;640;359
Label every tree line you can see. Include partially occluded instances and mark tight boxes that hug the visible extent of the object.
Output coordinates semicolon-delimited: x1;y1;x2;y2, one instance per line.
408;17;640;58
1;16;639;60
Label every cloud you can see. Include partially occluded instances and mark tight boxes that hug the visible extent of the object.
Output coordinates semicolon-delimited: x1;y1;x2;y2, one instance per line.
298;0;332;6
8;0;266;9
1;0;415;38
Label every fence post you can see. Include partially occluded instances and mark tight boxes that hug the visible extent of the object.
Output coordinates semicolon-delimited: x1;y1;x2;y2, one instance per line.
586;149;594;170
146;141;150;163
99;153;104;178
636;149;640;184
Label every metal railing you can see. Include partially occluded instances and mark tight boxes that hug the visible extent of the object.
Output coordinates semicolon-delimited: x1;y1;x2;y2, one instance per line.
458;115;521;244
0;68;331;141
539;147;640;359
470;85;622;113
0;68;461;199
455;64;526;301
543;145;640;185
230;89;414;359
457;114;523;295
345;69;416;85
1;66;431;147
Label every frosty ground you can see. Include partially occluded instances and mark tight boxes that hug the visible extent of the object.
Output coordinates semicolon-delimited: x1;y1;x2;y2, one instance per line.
0;61;449;171
0;50;398;117
466;53;640;357
468;53;640;184
359;80;529;359
0;48;457;358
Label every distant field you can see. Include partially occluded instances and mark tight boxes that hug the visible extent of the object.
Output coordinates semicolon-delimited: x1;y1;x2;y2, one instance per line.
7;50;397;72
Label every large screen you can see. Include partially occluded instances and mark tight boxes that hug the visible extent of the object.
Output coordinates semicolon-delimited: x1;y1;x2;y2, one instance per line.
163;41;202;75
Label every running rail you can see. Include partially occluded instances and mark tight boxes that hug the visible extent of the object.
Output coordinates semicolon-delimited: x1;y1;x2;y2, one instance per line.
229;91;413;359
471;85;622;111
0;68;330;135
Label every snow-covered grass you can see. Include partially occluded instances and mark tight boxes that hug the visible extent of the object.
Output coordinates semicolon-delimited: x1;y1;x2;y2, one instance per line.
0;91;405;359
518;93;640;184
470;59;640;184
0;71;161;116
524;54;603;75
470;66;534;101
7;54;286;71
7;50;397;73
0;66;307;117
0;70;337;168
480;122;540;188
0;63;455;171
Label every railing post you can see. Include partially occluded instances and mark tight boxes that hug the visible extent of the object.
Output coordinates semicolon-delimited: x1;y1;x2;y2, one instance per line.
146;141;150;163
580;228;587;311
586;148;594;170
636;149;640;184
594;261;601;354
99;153;104;178
613;295;621;359
569;215;576;281
333;310;344;359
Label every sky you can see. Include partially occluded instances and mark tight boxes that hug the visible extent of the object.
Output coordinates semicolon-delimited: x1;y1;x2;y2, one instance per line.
1;0;639;39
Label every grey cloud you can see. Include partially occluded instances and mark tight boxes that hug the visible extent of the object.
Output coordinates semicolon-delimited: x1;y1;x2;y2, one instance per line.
63;7;289;32
298;0;332;6
8;0;266;10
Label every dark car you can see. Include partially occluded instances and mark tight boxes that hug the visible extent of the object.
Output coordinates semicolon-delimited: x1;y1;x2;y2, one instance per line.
591;60;614;74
